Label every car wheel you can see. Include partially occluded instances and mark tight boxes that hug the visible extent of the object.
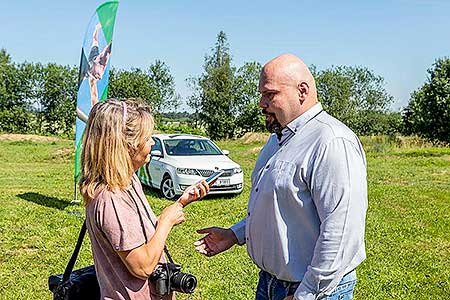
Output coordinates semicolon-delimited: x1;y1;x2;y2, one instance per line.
160;175;176;200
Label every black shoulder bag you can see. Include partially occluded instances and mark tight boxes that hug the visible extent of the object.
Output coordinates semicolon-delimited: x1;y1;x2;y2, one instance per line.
48;221;100;300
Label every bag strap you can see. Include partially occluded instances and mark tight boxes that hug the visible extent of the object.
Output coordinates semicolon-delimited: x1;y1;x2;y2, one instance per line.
62;220;87;282
127;184;175;264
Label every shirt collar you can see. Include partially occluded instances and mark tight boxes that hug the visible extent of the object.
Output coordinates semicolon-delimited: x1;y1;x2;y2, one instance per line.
286;102;323;134
276;103;323;145
277;126;294;144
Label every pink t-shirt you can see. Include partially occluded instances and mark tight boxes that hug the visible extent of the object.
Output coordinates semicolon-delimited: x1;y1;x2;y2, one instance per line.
85;175;172;300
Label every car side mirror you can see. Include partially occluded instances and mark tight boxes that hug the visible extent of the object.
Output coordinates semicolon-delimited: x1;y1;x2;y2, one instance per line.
222;149;230;156
150;150;163;157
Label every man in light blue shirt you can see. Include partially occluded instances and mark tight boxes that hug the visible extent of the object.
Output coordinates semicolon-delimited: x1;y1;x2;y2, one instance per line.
195;54;367;300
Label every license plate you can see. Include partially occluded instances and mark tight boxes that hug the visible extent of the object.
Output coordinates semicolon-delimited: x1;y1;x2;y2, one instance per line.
215;178;230;186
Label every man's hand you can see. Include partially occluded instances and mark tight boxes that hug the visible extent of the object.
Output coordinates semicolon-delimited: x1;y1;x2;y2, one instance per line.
194;227;238;256
284;295;294;300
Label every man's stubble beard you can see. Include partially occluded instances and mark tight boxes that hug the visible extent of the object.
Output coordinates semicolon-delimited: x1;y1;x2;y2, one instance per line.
262;109;283;136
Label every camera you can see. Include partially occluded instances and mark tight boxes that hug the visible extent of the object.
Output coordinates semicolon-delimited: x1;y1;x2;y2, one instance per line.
149;263;197;295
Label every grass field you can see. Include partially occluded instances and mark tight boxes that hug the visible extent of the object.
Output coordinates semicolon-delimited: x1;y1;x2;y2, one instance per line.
0;135;449;299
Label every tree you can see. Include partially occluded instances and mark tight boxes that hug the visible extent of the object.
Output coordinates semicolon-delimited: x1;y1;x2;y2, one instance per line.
0;49;24;110
109;60;180;114
403;58;450;143
17;62;46;133
0;50;39;133
313;65;396;135
38;63;78;135
188;31;236;140
186;76;204;129
233;61;265;135
147;60;180;112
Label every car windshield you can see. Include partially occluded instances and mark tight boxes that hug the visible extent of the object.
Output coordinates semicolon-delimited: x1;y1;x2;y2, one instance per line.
163;139;223;156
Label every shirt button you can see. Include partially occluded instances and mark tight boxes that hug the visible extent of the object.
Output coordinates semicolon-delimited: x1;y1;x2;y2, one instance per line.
265;164;270;169
247;212;250;216
255;188;259;192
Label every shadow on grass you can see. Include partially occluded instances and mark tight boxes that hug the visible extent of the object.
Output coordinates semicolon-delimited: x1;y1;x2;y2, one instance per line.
390;150;450;158
205;193;238;200
142;185;162;198
17;192;71;210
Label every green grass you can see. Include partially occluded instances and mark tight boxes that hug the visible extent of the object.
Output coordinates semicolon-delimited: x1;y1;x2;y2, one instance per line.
0;137;449;299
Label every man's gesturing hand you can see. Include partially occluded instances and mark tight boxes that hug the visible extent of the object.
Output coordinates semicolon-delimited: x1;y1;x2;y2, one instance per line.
194;227;238;256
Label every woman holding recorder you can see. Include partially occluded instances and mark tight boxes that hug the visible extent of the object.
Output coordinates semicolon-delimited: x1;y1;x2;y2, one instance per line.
79;98;209;300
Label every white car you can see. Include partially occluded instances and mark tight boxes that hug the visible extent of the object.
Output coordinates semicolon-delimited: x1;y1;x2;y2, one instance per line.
137;134;244;199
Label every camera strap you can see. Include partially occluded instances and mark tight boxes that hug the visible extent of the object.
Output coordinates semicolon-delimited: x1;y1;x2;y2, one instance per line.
127;184;175;264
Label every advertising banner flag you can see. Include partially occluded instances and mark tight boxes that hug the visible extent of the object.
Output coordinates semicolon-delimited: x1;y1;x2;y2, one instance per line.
74;1;119;182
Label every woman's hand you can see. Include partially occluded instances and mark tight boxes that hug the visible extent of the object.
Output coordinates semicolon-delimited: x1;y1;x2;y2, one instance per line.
158;202;185;228
177;180;210;207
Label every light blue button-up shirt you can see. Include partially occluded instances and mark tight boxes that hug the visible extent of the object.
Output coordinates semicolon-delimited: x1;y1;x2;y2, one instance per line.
230;103;367;299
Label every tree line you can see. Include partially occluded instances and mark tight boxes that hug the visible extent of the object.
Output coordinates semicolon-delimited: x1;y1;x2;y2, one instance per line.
0;48;181;136
1;31;449;143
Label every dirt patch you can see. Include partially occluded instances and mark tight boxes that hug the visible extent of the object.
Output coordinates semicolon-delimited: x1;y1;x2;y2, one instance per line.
53;147;74;159
20;244;39;253
250;146;263;154
0;134;62;142
239;132;270;144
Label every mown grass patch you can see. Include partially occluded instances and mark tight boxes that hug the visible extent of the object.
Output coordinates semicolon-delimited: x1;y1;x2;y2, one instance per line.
0;136;449;299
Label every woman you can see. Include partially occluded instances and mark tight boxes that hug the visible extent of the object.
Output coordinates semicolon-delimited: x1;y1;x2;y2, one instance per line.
79;98;209;300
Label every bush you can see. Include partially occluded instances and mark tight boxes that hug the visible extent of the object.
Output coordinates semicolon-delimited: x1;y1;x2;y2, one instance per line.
0;107;37;133
353;111;403;136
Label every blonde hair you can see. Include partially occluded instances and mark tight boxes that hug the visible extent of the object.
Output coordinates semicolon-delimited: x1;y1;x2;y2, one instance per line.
79;98;154;204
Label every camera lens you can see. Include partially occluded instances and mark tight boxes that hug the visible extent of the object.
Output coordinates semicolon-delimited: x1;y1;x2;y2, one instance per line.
171;272;197;293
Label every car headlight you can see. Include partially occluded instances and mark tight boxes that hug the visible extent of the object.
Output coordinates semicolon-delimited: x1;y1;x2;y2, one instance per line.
176;168;198;175
233;167;242;174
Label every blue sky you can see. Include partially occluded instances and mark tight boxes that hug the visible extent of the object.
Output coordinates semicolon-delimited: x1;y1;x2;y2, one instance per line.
1;0;449;111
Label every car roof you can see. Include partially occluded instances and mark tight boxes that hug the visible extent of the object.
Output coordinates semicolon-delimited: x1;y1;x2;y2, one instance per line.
152;133;209;141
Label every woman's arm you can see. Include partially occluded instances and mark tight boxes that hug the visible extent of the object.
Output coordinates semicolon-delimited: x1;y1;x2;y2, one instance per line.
117;202;184;280
117;180;209;279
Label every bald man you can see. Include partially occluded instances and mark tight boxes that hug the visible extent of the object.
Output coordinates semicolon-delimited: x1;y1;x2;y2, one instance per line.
195;54;367;300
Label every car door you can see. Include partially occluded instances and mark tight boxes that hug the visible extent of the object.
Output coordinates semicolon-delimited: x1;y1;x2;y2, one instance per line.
148;137;165;187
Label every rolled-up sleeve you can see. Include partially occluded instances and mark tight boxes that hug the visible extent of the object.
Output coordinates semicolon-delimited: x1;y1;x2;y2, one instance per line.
295;137;367;299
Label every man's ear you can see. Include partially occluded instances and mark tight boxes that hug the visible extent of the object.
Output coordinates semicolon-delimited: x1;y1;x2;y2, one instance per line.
297;82;309;104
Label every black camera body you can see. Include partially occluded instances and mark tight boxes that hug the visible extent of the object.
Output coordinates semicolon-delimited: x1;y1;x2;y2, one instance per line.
149;263;197;295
